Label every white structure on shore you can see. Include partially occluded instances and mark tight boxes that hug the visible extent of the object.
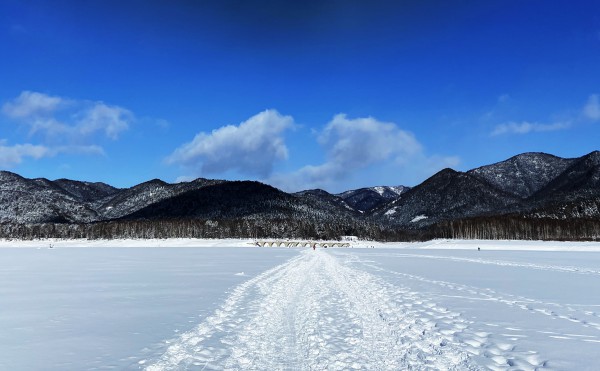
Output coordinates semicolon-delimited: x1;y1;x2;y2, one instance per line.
255;240;350;248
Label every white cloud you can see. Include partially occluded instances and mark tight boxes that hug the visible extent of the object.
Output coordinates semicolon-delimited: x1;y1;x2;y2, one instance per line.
2;91;133;140
76;103;132;140
319;114;422;169
1;91;134;166
583;94;600;121
2;91;67;119
268;163;339;191
0;141;52;167
166;109;294;177
268;114;457;192
491;121;570;136
0;139;105;167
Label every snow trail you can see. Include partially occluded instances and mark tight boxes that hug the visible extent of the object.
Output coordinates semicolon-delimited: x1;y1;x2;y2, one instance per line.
360;260;600;334
143;249;490;370
359;252;600;276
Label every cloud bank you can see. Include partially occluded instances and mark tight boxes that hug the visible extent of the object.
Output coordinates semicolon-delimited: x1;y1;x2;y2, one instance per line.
2;90;133;141
491;121;570;136
166;109;294;178
76;103;132;140
320;114;422;170
0;141;105;167
269;114;422;190
267;114;458;192
490;94;600;137
2;91;134;142
0;141;51;167
168;110;457;192
2;91;66;118
0;91;133;167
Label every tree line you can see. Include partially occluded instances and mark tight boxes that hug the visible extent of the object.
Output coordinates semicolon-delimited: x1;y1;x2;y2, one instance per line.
1;215;598;241
0;218;387;241
431;215;600;241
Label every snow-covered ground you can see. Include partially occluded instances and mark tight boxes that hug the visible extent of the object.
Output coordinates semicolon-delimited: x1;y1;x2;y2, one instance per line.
1;239;599;370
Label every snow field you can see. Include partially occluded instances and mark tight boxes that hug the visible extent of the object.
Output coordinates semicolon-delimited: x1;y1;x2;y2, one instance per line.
145;246;600;370
0;246;297;370
146;249;479;370
1;240;599;370
346;249;600;370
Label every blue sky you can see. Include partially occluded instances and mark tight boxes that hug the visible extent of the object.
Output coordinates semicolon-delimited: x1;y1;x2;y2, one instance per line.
1;0;599;192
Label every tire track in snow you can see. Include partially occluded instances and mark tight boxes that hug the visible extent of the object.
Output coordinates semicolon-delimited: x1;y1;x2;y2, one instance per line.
142;250;484;370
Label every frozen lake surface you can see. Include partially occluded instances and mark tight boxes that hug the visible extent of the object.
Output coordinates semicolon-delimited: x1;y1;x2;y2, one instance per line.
1;241;600;370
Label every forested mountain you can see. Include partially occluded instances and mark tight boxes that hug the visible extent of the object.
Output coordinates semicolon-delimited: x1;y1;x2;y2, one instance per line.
0;171;99;223
1;151;599;241
529;151;600;203
125;181;359;222
374;169;520;227
97;178;225;220
52;179;118;203
336;186;408;212
467;152;576;198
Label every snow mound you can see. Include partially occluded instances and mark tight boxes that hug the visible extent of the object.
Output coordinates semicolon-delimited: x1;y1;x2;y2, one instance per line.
411;214;428;222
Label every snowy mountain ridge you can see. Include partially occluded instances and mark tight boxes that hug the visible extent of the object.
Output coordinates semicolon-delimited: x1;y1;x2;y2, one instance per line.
1;150;599;240
377;151;600;227
467;152;576;199
336;185;409;212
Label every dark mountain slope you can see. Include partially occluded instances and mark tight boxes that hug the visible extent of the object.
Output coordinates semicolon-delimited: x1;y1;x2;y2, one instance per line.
53;179;119;203
468;152;575;198
123;181;360;222
123;181;292;220
97;178;224;219
0;171;99;223
337;186;408;212
2;150;600;241
376;169;520;227
294;189;355;213
519;151;600;219
530;151;600;202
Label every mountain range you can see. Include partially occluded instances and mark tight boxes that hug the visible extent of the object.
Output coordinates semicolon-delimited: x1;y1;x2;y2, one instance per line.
1;151;599;240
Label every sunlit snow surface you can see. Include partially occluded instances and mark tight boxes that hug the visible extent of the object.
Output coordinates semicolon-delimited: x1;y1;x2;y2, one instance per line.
1;240;600;370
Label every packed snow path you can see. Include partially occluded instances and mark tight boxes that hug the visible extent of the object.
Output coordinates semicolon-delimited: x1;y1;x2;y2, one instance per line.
144;250;549;370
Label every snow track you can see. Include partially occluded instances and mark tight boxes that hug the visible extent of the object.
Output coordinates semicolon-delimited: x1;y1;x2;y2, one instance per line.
362;261;600;335
144;250;492;370
360;252;600;276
